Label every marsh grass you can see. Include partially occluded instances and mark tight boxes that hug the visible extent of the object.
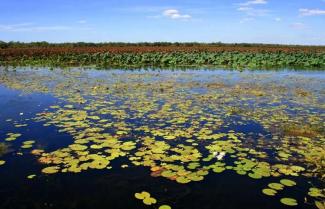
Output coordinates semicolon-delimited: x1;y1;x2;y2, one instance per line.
283;124;324;138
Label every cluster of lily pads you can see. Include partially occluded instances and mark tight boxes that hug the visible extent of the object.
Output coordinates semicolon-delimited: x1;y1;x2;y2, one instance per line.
5;133;22;141
0;68;324;208
135;191;172;209
262;179;297;206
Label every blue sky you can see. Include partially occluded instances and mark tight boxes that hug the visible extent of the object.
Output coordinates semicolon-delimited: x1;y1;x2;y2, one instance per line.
0;0;324;45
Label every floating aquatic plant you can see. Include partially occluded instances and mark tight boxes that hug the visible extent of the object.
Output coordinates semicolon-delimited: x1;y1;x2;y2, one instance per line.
159;205;172;209
135;191;157;205
280;198;298;206
262;188;277;196
280;179;296;187
0;143;9;156
0;68;324;209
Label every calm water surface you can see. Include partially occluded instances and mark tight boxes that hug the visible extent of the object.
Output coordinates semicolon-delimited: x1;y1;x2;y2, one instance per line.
0;67;324;209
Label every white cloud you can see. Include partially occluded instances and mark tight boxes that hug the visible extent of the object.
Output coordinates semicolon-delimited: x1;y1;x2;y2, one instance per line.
240;17;255;23
237;7;269;16
239;0;267;6
77;20;87;24
162;9;191;20
236;0;269;16
146;15;161;19
299;8;325;16
237;7;251;11
290;22;306;30
0;23;91;32
275;17;282;22
0;23;34;31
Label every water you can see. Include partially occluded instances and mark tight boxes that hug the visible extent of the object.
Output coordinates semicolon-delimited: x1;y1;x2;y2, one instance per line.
0;67;324;209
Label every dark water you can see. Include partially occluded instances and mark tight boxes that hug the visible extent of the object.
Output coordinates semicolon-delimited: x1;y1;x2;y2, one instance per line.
0;67;324;209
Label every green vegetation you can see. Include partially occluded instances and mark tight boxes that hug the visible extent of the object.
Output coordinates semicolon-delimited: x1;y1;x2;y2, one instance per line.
0;41;324;69
1;41;324;48
2;51;324;69
0;68;324;208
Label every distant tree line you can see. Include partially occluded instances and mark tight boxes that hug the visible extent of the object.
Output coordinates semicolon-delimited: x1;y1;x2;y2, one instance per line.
1;41;324;49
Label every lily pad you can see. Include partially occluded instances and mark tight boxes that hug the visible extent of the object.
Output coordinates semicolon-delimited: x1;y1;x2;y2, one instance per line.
42;166;60;174
308;188;324;198
27;174;36;179
262;188;277;196
176;176;191;184
159;205;172;209
143;197;157;205
268;183;284;190
135;191;150;200
280;198;298;206
280;179;296;187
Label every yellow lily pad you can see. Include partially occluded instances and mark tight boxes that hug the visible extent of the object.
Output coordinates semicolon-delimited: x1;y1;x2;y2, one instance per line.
159;205;172;209
280;198;298;206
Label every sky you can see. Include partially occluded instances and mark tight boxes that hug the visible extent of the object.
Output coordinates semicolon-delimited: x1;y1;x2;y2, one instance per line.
0;0;324;45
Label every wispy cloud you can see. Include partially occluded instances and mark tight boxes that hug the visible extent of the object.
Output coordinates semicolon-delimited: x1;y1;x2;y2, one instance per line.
290;22;306;30
236;0;269;17
162;9;192;20
237;7;269;16
0;23;91;32
239;0;267;6
0;23;34;31
237;7;251;11
299;8;325;16
275;17;282;22
116;6;167;13
240;17;255;23
77;20;87;24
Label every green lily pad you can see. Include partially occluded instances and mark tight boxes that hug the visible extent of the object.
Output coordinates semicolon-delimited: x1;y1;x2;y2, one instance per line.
315;201;325;209
159;205;172;209
135;191;150;200
268;183;284;190
164;135;176;140
280;179;296;187
42;166;60;174
308;188;324;198
212;167;225;173
161;170;175;178
27;174;36;179
248;172;262;179
262;188;277;196
21;144;33;149
280;198;298;206
176;176;191;184
143;197;157;205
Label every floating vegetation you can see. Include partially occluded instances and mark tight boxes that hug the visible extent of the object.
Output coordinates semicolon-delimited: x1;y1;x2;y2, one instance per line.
0;68;324;209
262;188;277;196
280;198;298;206
1;43;325;69
27;174;36;179
21;140;35;149
0;143;9;156
308;187;325;198
268;183;284;191
280;179;296;187
5;133;21;141
315;201;325;209
135;191;157;205
159;205;172;209
42;166;60;174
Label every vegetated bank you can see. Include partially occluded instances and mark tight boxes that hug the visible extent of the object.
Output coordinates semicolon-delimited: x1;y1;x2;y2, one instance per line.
0;42;324;69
